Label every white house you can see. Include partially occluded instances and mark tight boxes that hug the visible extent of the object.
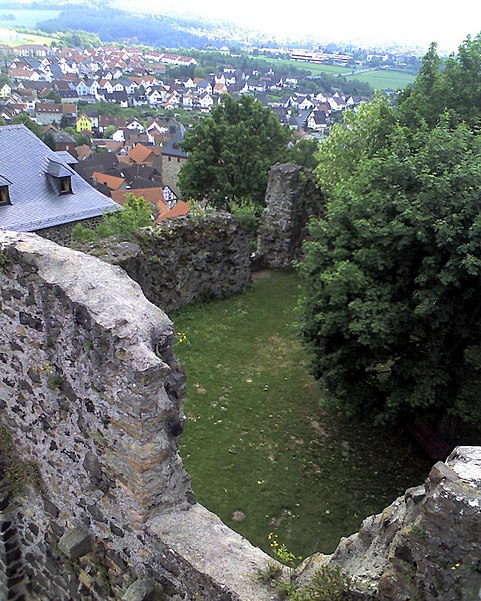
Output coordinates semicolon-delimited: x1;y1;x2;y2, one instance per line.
126;117;145;133
306;109;328;132
0;83;11;98
198;92;214;111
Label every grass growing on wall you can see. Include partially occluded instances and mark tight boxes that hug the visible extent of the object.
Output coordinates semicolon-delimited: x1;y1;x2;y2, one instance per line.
174;271;431;558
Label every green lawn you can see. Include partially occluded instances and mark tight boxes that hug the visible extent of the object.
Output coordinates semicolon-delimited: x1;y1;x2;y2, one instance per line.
346;69;416;90
253;56;415;90
174;271;431;559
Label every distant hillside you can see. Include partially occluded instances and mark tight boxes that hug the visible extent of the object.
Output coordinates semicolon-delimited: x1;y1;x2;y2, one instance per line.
0;1;296;49
36;5;247;49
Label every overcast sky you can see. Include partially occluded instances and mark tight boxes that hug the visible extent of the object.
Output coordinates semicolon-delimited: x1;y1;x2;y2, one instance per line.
113;0;481;52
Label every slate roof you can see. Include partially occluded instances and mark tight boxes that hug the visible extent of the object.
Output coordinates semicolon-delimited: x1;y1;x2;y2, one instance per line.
0;124;118;232
161;125;187;159
54;150;78;164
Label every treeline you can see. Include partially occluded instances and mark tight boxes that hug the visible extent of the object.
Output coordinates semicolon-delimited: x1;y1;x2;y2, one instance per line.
38;7;227;50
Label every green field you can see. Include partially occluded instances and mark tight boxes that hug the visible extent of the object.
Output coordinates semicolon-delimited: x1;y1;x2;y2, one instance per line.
260;56;353;77
347;69;416;90
174;271;431;559
255;56;416;90
0;28;57;47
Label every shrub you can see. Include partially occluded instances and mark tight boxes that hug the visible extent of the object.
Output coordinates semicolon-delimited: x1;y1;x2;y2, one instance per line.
228;198;262;250
72;195;153;242
290;565;351;601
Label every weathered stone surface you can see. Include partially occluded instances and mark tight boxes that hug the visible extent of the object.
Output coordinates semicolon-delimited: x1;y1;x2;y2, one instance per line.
2;231;479;601
148;504;279;601
77;211;252;314
0;230;192;528
122;578;157;601
0;231;275;600
296;446;481;601
257;163;324;268
58;526;92;560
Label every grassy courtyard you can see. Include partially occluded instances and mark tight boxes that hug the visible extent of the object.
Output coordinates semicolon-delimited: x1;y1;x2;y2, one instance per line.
174;271;431;559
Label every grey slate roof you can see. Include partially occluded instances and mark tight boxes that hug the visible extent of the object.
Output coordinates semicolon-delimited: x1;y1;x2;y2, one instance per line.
161;124;187;159
0;124;119;232
54;150;78;165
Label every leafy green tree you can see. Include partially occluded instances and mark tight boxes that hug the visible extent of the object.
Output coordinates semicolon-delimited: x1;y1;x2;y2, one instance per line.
43;131;56;150
314;95;397;197
59;115;72;129
398;34;481;130
103;125;116;138
72;195;153;242
10;113;45;140
284;138;320;170
300;118;481;425
46;90;61;104
73;132;92;147
178;95;290;207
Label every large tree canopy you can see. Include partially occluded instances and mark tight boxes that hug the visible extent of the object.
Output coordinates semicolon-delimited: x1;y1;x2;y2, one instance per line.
178;95;290;207
398;34;481;130
300;36;481;425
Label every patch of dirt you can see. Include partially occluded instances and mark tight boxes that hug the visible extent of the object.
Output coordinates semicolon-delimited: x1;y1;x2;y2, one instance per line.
252;270;272;281
232;510;246;522
310;420;328;438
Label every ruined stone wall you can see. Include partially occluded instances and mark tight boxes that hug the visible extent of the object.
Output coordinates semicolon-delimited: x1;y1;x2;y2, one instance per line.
79;211;251;315
297;446;481;601
257;163;324;269
1;230;480;601
0;231;274;600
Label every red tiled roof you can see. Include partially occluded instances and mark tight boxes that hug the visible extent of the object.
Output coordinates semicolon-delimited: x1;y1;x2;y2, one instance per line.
127;144;155;164
155;201;190;223
111;187;167;209
92;172;125;191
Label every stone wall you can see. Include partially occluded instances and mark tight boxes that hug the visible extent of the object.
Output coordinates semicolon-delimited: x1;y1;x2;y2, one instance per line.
296;446;481;601
1;230;480;601
36;216;104;246
0;231;275;600
257;163;324;269
79;211;251;315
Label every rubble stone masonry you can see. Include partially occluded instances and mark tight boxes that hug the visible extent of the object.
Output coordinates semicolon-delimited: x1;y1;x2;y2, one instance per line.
0;231;274;600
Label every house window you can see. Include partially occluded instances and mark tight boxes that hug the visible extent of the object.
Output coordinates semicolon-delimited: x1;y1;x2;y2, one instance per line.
0;185;10;206
59;176;72;195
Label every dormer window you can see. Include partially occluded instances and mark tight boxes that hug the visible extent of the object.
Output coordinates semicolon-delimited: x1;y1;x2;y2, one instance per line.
0;175;11;206
46;159;74;196
0;185;10;206
59;176;72;195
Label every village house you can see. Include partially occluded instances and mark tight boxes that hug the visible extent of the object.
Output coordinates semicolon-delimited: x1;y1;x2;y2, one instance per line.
34;103;77;126
0;124;118;241
76;114;93;133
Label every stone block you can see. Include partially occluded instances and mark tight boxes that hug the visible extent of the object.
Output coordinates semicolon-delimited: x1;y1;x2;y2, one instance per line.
58;526;93;560
122;578;158;601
